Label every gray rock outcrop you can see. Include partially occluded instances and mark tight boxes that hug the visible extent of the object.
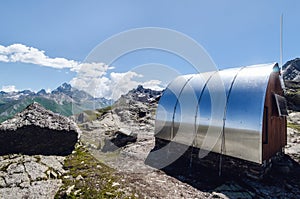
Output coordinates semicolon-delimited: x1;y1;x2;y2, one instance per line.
0;102;80;155
0;154;67;199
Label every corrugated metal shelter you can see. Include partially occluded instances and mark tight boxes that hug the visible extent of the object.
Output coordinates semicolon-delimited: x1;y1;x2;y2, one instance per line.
155;63;287;164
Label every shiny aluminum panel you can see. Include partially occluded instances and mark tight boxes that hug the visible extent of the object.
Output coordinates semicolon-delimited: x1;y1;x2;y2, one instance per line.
155;63;276;164
172;72;212;146
225;64;273;163
155;75;193;140
195;68;241;153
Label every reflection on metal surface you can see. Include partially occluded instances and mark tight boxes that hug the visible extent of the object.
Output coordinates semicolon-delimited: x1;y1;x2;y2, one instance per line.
274;94;289;116
155;63;279;164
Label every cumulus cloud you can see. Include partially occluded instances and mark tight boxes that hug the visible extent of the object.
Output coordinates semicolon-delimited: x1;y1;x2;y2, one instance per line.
0;43;164;99
0;43;111;72
71;70;164;100
142;80;164;91
1;85;18;92
0;44;79;70
0;55;9;62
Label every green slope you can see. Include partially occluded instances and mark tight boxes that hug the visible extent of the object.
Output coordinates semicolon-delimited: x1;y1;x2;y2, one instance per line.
0;97;73;123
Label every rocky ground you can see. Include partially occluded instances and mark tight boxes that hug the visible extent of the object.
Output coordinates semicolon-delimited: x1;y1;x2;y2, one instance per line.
79;96;300;199
0;154;66;198
286;112;300;162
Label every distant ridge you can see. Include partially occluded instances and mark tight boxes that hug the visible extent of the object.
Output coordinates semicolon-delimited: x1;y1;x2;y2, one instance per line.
0;83;112;123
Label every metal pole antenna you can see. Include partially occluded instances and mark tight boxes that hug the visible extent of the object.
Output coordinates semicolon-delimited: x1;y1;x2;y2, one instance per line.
280;14;283;67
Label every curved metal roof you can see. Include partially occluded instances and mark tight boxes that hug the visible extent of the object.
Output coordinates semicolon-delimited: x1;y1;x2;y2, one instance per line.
155;63;278;163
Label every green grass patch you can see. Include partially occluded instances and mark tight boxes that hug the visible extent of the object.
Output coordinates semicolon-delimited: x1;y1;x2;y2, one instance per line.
287;122;300;133
82;110;98;121
77;106;113;122
55;145;137;199
97;106;112;114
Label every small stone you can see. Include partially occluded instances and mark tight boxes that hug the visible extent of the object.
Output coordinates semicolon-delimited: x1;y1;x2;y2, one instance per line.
66;185;75;195
112;182;120;187
291;138;297;143
96;165;102;169
63;175;71;179
105;192;113;196
0;171;6;177
0;177;6;187
47;170;58;179
74;189;81;195
20;181;31;188
76;175;84;181
46;170;51;177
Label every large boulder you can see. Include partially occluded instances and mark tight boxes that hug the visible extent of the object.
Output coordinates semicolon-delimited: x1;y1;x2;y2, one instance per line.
101;129;137;152
0;102;80;155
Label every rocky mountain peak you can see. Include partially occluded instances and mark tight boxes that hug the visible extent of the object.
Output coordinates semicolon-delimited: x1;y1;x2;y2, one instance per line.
61;82;72;90
18;90;35;95
37;89;47;95
282;58;300;81
124;85;163;103
51;82;72;94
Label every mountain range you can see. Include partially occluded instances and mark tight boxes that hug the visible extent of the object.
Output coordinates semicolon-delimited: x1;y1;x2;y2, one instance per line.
0;83;112;123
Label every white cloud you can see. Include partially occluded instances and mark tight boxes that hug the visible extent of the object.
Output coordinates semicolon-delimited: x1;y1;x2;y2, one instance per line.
0;43;164;99
0;44;78;70
71;70;164;100
142;80;164;91
1;85;18;92
76;62;110;77
0;43;111;73
0;55;9;62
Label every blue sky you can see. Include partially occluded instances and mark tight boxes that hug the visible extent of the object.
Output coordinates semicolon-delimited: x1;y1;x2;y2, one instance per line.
0;1;299;99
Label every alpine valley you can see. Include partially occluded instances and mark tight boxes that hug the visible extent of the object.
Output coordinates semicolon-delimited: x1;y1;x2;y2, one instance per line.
0;83;113;123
